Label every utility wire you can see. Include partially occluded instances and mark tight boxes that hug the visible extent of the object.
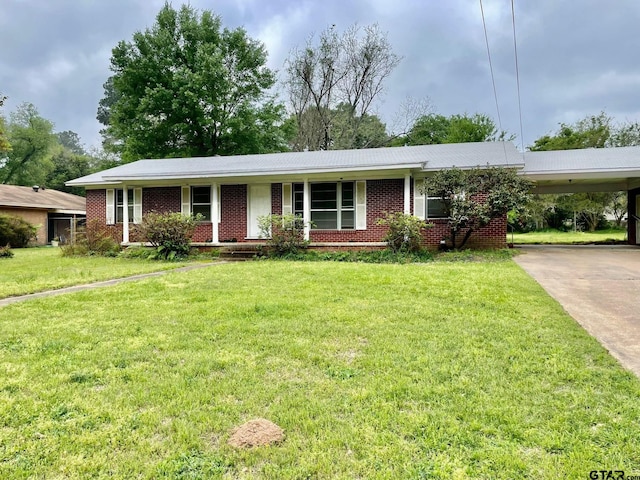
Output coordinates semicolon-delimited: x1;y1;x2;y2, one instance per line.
479;0;508;164
511;0;525;156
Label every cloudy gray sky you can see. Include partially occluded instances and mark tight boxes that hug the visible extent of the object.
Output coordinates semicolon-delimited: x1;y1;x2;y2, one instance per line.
2;0;640;152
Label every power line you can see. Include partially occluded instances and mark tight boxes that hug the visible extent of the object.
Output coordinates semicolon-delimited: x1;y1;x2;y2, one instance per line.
479;0;508;163
511;0;525;154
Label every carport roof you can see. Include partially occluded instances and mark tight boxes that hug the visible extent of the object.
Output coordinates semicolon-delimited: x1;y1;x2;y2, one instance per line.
523;146;640;175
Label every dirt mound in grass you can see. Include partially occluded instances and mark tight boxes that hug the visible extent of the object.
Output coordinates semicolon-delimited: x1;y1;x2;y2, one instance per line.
228;419;284;448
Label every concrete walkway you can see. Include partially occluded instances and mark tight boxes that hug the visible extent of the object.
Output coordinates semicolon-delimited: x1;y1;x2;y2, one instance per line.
0;262;227;308
513;245;640;376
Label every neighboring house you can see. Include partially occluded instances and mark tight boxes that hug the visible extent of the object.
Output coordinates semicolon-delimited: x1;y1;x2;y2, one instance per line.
0;184;86;245
67;142;524;249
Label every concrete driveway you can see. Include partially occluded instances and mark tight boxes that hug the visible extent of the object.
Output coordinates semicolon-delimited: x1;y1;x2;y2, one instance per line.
513;245;640;377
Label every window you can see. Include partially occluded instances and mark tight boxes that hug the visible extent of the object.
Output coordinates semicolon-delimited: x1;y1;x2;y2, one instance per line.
191;186;211;221
310;182;355;230
116;189;134;223
426;196;447;218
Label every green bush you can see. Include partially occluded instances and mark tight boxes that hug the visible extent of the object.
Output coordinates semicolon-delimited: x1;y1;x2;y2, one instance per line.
134;212;199;260
0;244;14;258
257;213;309;256
0;214;37;247
60;220;120;257
259;249;434;263
377;212;431;253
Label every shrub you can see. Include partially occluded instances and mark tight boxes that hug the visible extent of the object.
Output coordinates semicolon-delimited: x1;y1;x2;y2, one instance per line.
0;244;13;258
377;212;431;253
134;212;199;260
257;213;309;256
60;220;120;257
0;214;37;247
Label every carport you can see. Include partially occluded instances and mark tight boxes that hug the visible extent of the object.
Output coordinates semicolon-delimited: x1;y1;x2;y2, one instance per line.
523;146;640;245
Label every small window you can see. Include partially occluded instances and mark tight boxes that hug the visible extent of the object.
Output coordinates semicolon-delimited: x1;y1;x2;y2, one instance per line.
426;197;447;219
116;189;134;223
192;186;211;221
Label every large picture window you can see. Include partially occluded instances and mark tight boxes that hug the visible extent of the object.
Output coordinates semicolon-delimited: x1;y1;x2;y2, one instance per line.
191;186;212;221
116;189;134;224
310;182;355;230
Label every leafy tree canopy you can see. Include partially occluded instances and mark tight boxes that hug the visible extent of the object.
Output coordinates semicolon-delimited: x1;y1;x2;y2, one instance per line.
529;112;612;151
0;103;56;186
99;2;287;161
395;113;512;146
283;103;389;151
424;167;531;249
0;94;10;153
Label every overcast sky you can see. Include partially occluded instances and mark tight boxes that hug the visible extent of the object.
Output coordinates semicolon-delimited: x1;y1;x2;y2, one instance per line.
2;0;640;153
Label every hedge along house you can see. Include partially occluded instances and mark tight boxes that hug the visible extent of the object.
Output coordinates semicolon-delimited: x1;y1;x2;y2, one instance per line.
66;142;524;250
0;184;86;246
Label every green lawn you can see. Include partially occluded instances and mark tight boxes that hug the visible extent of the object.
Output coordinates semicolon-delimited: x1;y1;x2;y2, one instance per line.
1;261;639;478
509;228;627;244
0;248;186;299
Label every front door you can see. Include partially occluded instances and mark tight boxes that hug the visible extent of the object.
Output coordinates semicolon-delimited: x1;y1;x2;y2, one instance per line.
247;184;272;238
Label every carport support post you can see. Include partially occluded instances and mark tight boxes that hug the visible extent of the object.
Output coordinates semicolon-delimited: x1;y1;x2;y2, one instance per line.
629;188;639;245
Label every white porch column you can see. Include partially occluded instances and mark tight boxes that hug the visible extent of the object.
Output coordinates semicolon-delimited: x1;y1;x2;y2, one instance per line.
211;183;219;243
122;185;129;244
303;179;310;241
404;174;411;214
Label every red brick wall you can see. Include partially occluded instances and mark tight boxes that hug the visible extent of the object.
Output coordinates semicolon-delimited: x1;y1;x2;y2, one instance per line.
271;183;282;215
423;216;507;250
309;179;404;242
87;182;507;248
219;185;247;242
142;187;181;214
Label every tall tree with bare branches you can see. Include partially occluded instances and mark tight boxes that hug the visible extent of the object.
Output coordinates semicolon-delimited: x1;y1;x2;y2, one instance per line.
284;24;401;151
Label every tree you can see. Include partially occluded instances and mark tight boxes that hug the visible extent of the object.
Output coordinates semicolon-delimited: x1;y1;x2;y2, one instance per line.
0;94;10;154
284;23;401;151
56;130;86;155
529;112;612;151
607;121;640;147
396;113;512;146
0;103;56;186
99;3;286;161
284;103;389;151
44;145;93;196
424;167;532;249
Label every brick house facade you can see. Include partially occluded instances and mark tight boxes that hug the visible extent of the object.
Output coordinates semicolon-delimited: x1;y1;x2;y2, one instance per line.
84;177;507;250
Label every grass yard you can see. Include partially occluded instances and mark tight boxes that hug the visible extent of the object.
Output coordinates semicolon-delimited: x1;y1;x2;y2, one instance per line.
0;248;188;299
1;261;639;478
509;228;627;244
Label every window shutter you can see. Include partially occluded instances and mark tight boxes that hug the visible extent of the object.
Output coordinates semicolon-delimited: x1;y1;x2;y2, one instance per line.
282;183;292;215
414;178;425;220
105;189;115;225
181;186;191;216
355;181;366;230
133;188;142;224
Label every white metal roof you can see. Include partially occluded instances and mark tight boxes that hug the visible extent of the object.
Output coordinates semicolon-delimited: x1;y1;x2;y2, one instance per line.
67;142;523;186
523;146;640;175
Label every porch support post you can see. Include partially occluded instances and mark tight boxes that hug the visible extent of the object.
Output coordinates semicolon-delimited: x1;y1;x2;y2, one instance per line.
122;185;129;244
404;174;411;214
303;179;310;241
211;183;219;243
